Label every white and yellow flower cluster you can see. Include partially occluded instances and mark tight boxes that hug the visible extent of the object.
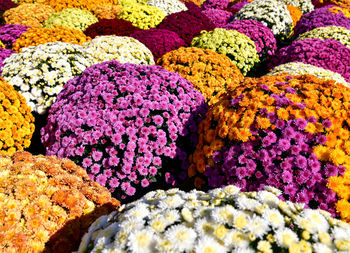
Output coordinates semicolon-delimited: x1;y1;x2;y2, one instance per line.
278;0;314;13
297;26;350;49
83;35;155;65
77;185;350;253
1;42;96;114
146;0;187;16
267;62;350;88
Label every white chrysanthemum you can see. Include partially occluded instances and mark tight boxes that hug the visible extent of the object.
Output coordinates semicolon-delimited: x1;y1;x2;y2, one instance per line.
211;206;235;225
127;229;155;253
194;218;215;236
223;185;241;196
155;237;177;253
275;228;299;248
2;42;96;114
231;247;256;253
119;217;144;233
236;195;261;211
262;208;285;229
146;0;187;15
181;207;194;223
123;203;150;221
164;224;197;251
163;209;181;225
224;229;250;249
256;191;280;208
149;217;167;232
158;194;186;209
267;62;350;87
332;226;350;241
232;211;249;231
194;236;226;253
246;215;269;238
300;209;329;233
313;243;333;253
83;35;155;65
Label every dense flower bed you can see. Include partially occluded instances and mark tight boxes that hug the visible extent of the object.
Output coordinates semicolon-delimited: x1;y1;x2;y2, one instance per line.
0;78;34;155
146;0;187;15
12;25;91;52
0;48;15;75
189;74;350;219
202;8;233;27
0;24;29;49
130;28;186;61
41;61;207;200
82;35;154;64
191;28;260;76
83;18;140;38
3;3;55;28
78;186;350;252
1;42;96;114
269;38;350;82
0;151;119;253
279;0;314;13
158;47;244;105
44;8;98;32
222;19;277;62
43;0;119;12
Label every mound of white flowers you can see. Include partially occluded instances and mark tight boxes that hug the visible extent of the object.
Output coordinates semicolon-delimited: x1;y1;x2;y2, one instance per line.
2;42;96;114
78;186;350;253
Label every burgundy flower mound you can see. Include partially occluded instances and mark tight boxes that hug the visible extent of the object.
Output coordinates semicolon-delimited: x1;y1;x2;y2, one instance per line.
0;48;15;74
0;0;17;24
84;18;140;39
0;24;29;49
223;19;277;61
269;38;350;82
201;0;231;10
202;8;234;27
130;28;186;61
41;61;208;202
157;4;215;45
294;5;350;37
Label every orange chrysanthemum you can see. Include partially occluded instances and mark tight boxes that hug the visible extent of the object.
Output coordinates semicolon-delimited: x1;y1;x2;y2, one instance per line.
0;151;120;253
286;5;303;28
12;25;91;52
158;47;244;105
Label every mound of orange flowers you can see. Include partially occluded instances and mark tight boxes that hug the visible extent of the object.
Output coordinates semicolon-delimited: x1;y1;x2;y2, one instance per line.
44;0;120;12
12;25;91;52
158;47;244;105
0;151;120;253
286;4;303;29
189;74;350;222
0;78;34;156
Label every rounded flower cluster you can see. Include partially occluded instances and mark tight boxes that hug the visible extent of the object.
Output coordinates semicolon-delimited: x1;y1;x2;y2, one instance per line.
297;26;350;49
201;0;230;9
83;35;154;65
2;42;96;115
189;74;350;219
0;24;29;49
202;8;233;27
41;61;207;200
269;38;350;82
12;26;91;52
157;6;215;45
0;78;34;155
0;151;119;253
44;8;98;32
235;0;294;41
191;28;259;76
130;28;186;61
0;0;17;24
158;47;244;105
279;0;314;13
0;48;15;75
267;62;350;87
286;4;303;28
78;186;350;253
84;18;140;39
118;3;165;30
43;0;119;12
146;0;188;15
3;3;56;28
223;20;277;62
293;5;350;37
90;4;122;19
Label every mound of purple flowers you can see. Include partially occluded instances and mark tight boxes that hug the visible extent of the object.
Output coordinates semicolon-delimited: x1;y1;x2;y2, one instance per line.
203;86;345;216
130;28;186;61
0;24;29;49
0;48;15;74
202;8;233;27
157;4;215;45
294;5;350;37
223;19;277;61
269;38;350;82
41;61;207;201
201;0;230;10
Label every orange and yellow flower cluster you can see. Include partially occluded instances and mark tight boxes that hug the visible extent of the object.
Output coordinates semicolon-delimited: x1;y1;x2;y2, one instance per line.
90;4;122;19
0;78;34;156
3;3;56;28
0;151;120;253
158;47;244;105
44;0;120;12
286;5;303;28
12;25;91;52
